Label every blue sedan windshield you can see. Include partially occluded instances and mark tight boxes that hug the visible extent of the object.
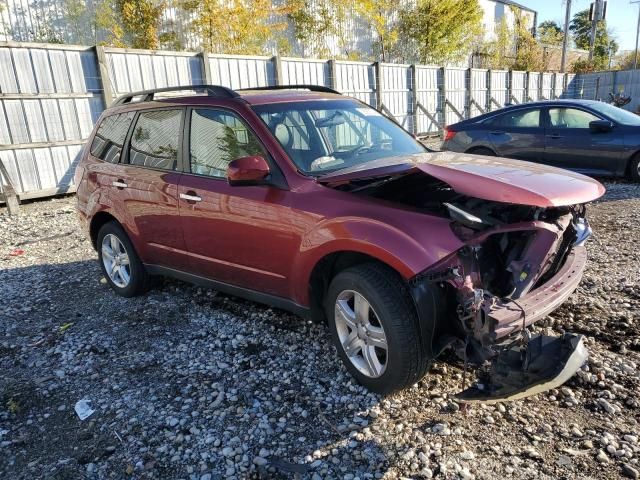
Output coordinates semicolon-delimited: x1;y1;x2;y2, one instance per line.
591;102;640;126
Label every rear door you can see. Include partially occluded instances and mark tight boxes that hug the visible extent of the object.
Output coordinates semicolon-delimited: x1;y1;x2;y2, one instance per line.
543;106;624;174
486;107;545;162
178;107;296;297
117;107;189;270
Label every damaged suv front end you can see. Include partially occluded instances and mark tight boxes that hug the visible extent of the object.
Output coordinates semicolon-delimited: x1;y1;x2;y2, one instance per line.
321;152;605;401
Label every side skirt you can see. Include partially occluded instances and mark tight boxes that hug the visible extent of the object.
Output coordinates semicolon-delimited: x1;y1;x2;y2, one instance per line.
144;264;311;318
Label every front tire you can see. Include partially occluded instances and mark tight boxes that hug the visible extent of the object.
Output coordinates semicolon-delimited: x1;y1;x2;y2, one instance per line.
97;221;149;297
326;263;429;394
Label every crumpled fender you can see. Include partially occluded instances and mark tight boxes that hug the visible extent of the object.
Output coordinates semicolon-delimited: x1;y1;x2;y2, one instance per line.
290;215;463;305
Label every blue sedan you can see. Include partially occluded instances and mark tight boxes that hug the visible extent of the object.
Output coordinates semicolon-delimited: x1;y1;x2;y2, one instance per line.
441;99;640;181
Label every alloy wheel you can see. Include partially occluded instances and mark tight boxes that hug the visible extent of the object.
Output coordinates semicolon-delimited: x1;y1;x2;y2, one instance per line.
334;290;388;378
101;233;131;288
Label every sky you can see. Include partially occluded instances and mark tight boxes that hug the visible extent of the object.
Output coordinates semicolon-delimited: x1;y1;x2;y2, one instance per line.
532;0;638;51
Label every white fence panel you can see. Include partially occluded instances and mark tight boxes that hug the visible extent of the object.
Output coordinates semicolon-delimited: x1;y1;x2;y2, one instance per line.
511;71;526;104
335;61;375;106
553;73;565;98
380;64;412;130
282;58;330;86
209;55;275;88
489;70;508;108
541;73;554;99
444;67;466;125
527;72;540;101
469;69;488;116
414;66;440;134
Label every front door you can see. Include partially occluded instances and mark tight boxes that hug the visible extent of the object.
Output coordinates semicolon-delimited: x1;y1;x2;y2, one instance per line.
178;107;298;298
543;106;624;174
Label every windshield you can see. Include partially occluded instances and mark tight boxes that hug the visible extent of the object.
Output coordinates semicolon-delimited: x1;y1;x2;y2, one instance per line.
590;102;640;126
252;100;425;174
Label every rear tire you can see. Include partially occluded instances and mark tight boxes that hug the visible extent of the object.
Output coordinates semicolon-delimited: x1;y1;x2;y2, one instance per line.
97;221;150;297
325;263;429;394
467;147;496;157
628;154;640;182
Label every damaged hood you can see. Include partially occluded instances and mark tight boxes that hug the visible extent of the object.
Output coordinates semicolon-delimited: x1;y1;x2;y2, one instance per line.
317;152;606;207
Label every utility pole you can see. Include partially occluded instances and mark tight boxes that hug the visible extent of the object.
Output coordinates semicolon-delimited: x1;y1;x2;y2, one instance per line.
560;0;572;72
588;0;606;61
633;1;640;69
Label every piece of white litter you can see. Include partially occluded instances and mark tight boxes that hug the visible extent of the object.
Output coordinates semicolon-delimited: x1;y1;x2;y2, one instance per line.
74;399;95;420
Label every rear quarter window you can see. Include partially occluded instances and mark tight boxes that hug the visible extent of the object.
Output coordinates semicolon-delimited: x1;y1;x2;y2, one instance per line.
90;112;135;163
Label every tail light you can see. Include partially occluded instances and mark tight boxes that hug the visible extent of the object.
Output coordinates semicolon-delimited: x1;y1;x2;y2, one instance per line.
443;127;457;142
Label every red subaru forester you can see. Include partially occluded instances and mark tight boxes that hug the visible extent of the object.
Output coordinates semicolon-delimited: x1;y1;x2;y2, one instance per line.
76;85;605;400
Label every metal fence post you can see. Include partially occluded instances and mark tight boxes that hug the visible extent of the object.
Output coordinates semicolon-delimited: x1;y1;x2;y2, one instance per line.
95;45;114;106
410;64;418;134
465;68;472;119
328;59;337;90
486;69;492;112
272;55;283;86
508;70;513;104
0;160;19;216
524;71;530;103
374;62;382;110
440;66;447;127
201;51;212;84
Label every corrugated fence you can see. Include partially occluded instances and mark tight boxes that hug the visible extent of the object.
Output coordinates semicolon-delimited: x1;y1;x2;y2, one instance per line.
1;41;603;202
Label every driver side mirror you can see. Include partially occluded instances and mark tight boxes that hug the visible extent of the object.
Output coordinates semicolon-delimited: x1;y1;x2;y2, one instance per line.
227;155;271;186
589;119;614;133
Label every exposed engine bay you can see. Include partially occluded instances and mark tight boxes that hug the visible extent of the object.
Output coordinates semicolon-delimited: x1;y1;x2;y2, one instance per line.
331;170;593;402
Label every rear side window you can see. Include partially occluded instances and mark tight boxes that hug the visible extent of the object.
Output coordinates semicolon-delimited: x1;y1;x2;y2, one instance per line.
489;109;540;128
129;109;182;170
90;112;135;163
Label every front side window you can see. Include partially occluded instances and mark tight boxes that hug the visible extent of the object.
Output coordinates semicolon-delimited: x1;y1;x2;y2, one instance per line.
549;108;599;129
90;112;135;163
189;109;266;178
252;100;425;175
490;109;540;128
129;109;182;170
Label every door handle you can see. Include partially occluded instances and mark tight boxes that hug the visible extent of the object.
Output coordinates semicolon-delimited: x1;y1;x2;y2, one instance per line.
180;191;202;203
547;134;563;139
489;130;504;135
112;180;128;189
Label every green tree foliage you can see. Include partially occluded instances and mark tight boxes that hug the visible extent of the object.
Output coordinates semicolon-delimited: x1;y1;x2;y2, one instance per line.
354;0;399;61
286;0;346;58
398;0;483;65
115;0;165;49
94;0;125;47
187;0;288;55
570;8;618;70
512;10;544;71
538;20;563;46
483;17;513;69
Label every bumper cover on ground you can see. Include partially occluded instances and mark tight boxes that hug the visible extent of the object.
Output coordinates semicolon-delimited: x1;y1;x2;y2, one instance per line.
456;333;588;403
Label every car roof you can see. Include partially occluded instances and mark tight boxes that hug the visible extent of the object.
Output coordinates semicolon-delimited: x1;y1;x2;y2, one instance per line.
106;85;350;115
449;99;607;126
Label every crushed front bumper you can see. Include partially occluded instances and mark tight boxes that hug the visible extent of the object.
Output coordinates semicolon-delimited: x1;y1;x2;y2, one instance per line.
484;245;587;342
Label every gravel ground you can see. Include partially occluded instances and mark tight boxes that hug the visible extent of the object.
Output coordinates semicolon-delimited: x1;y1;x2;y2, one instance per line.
1;181;639;480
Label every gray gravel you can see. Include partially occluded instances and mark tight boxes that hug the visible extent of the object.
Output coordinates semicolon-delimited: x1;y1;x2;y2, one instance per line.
1;181;639;479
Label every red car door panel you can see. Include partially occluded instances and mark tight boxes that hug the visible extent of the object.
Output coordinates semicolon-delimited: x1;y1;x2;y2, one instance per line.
178;107;298;297
178;177;298;296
